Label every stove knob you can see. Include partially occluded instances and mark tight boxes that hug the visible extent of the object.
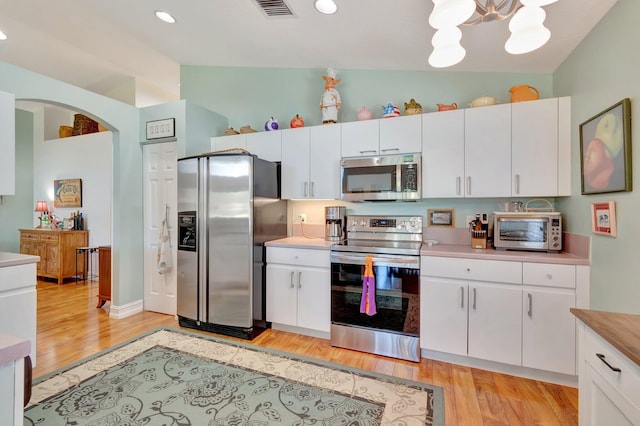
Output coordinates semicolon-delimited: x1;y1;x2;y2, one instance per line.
398;220;405;229
360;220;367;227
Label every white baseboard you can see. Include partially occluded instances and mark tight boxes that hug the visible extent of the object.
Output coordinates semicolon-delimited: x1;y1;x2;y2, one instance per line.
109;299;143;319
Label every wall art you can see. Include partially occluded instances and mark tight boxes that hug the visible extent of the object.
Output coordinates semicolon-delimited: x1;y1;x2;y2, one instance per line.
591;201;617;237
54;178;82;208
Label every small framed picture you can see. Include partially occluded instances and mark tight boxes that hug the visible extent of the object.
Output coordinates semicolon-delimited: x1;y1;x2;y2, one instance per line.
427;209;455;227
591;201;617;237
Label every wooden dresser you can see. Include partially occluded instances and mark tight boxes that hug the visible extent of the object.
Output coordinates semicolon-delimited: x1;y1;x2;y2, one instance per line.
19;229;89;284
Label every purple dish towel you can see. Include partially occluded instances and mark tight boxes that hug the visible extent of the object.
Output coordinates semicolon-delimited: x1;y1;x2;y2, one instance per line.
360;275;377;316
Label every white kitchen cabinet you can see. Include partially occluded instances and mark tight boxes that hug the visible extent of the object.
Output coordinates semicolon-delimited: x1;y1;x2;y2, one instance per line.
211;131;282;162
341;119;379;158
578;323;640;425
266;247;330;334
379;114;422;155
521;262;576;375
464;103;512;197
512;97;571;197
421;257;522;366
281;125;341;199
0;90;15;195
422;109;465;198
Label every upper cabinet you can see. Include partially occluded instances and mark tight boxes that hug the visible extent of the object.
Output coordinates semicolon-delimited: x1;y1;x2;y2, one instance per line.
341;115;421;158
512;97;571;197
0;91;15;195
422;97;571;198
211;131;282;162
281;124;341;199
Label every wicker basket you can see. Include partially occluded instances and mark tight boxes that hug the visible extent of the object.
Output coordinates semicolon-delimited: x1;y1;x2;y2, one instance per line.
58;125;73;138
72;114;99;136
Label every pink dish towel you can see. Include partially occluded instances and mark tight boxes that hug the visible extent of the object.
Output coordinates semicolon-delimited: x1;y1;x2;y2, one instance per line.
360;256;377;316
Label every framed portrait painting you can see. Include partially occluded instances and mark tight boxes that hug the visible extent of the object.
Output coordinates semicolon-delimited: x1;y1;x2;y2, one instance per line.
580;98;632;195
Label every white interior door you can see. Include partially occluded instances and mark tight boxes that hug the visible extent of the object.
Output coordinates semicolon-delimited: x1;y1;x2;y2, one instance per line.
143;142;177;315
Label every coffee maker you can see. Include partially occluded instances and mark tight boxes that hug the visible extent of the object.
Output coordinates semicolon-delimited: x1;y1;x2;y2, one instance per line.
325;206;346;242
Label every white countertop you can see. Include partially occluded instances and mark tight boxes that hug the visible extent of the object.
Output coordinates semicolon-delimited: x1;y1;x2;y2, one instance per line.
0;332;30;365
0;252;40;268
266;237;334;250
420;243;590;265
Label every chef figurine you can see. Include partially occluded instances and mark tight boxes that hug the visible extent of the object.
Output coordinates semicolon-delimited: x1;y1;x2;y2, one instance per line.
320;67;341;124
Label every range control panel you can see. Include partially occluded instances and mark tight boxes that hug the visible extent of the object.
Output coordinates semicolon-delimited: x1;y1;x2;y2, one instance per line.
348;215;423;235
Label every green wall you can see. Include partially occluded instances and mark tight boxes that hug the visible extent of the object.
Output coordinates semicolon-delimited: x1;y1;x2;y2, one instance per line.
555;0;640;314
0;109;34;252
180;66;553;133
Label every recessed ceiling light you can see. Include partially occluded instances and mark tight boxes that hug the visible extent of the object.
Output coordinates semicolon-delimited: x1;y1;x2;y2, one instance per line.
0;29;7;40
155;10;176;24
314;0;337;15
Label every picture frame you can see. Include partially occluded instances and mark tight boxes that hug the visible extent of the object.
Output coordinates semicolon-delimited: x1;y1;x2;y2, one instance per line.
591;201;617;237
427;209;455;228
580;98;632;195
54;178;82;208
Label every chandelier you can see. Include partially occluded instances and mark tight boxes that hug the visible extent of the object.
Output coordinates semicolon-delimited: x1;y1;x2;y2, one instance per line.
428;0;557;68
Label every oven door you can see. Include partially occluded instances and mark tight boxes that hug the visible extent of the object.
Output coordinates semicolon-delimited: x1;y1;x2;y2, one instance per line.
330;252;420;336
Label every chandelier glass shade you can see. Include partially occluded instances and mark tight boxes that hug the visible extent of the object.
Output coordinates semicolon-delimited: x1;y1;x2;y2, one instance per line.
427;0;557;68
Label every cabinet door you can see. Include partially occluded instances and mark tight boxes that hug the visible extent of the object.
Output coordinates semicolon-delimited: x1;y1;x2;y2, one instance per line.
582;362;640;426
464;104;511;197
512;98;559;196
468;282;522;365
341;120;379;158
420;277;468;356
45;244;60;275
281;127;310;199
422;110;465;197
379;114;421;155
0;91;15;195
522;287;576;375
266;264;298;327
246;131;282;162
212;134;247;152
296;267;331;332
309;124;341;199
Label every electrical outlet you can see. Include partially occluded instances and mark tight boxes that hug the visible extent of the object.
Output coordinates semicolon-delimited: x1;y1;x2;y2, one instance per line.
299;213;307;223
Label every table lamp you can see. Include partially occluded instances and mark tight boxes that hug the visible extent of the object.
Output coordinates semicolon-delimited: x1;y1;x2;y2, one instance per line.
34;201;48;228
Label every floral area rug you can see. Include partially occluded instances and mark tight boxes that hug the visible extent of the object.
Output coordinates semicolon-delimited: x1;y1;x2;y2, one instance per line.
24;327;444;425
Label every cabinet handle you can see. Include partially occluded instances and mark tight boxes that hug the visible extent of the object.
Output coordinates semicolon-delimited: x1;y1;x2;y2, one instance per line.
456;177;461;196
472;288;477;310
310;182;315;197
360;150;377;154
596;353;622;373
546;273;553;280
527;293;532;317
304;182;308;197
298;271;302;288
290;271;295;288
514;174;520;194
466;176;471;195
460;286;465;308
381;148;400;153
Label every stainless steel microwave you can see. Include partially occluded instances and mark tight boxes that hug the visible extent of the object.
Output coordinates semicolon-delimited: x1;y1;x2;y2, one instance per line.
340;153;421;201
493;211;562;252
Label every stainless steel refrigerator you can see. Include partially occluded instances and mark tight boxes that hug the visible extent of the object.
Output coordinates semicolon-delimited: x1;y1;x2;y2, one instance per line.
177;153;286;339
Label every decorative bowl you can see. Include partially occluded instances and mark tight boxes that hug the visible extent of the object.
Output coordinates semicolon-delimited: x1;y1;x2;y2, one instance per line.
468;96;498;108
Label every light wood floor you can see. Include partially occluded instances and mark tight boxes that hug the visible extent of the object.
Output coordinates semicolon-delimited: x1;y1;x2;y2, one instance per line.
34;278;578;425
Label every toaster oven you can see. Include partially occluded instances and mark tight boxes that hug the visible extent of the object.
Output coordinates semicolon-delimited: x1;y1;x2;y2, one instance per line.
493;211;562;252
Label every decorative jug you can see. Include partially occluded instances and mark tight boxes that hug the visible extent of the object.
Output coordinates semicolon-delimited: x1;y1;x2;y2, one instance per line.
357;106;372;121
509;85;540;103
437;103;458;111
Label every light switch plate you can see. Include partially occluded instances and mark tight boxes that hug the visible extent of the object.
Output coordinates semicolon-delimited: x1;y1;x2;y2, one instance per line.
146;118;175;140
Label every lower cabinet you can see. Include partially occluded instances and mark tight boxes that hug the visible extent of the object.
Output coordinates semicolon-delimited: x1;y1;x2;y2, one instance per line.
578;323;640;425
421;256;582;376
266;247;330;334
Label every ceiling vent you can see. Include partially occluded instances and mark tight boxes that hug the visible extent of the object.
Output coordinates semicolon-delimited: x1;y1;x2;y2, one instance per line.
253;0;294;17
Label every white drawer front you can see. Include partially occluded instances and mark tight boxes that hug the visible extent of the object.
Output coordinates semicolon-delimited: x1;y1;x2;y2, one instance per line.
583;326;640;408
267;247;330;268
421;256;522;284
523;263;575;288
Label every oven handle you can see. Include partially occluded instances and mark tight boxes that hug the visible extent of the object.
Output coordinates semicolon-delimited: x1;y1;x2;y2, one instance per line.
330;252;420;269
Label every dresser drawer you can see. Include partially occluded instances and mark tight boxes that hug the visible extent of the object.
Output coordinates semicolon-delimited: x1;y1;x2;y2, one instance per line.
421;256;522;284
39;233;59;242
267;247;330;269
20;232;40;241
523;263;575;288
583;326;640;407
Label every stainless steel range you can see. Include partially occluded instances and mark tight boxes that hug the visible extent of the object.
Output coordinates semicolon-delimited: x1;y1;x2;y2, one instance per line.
330;215;422;362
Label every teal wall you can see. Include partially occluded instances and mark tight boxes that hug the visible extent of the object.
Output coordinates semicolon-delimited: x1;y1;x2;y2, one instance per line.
0;109;34;252
555;0;640;314
180;66;553;133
